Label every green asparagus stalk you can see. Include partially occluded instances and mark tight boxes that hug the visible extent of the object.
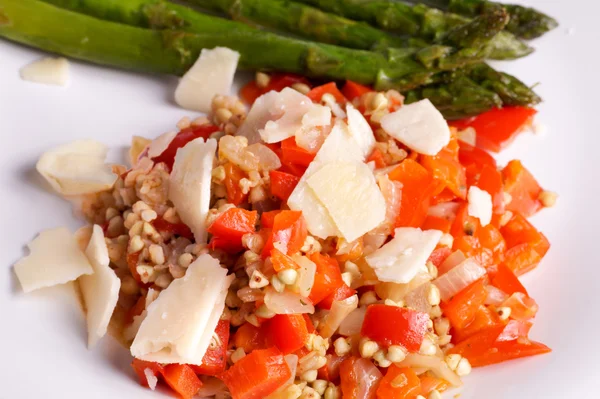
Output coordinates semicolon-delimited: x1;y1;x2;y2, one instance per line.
414;0;558;40
0;0;477;93
293;0;532;60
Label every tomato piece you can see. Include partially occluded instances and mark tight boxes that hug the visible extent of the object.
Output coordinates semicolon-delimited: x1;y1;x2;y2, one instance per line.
233;322;271;353
342;80;374;101
502;160;543;217
189;320;230;376
441;279;488;330
131;358;164;388
152;124;219;170
308;253;344;305
376;366;420;399
269;170;300;202
281;137;316;167
223;163;249;206
388;159;437;228
162;364;203;399
451;107;537;153
219;347;292;399
262;210;307;257
152;216;194;240
307;82;347;104
366;148;387;169
340;357;382;399
361;305;429;352
207;208;258;253
492;264;528;296
319;283;357;310
500;213;550;257
268;314;309;354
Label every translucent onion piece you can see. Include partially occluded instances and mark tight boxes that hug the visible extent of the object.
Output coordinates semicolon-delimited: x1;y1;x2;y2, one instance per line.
437;250;467;275
404;282;432;313
338;306;367;336
247;143;281;171
352;358;383;399
197;377;228;398
433;258;486;301
375;271;432;302
292;255;317;297
377;175;403;235
264;287;315;314
397;354;462;387
318;295;358;338
485;285;508;306
427;202;460;220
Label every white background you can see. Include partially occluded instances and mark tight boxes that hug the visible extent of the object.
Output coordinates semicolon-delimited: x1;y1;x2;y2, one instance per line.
1;1;599;398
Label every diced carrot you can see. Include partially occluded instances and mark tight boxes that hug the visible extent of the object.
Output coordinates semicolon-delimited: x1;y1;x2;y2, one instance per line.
502;160;543;217
270;248;300;272
308;253;344;305
361;305;430;352
223;163;248;206
162;364;203;399
269;170;300;202
219;347;292;399
268;314;309;354
307;82;347;104
492;264;528;296
131;358;164;388
452;305;503;343
389;159;437;228
281;137;316;167
342;80;374;101
376;366;421;399
190;320;230;376
262;210;308;258
441;279;488;330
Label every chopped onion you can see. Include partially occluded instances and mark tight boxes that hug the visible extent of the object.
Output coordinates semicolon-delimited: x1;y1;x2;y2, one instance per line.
292;255;316;297
398;354;462;387
339;306;367;336
437;250;466;275
433;258;486;301
352;358;383;398
247;143;282;171
485;285;508;306
375;271;431;302
404;283;432;313
427;202;460;220
377;175;403;234
237;287;265;303
264;287;315;314
318;295;358;338
197;377;228;398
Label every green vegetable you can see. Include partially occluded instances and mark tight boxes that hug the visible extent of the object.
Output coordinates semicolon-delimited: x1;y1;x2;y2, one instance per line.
414;0;558;40
0;0;477;91
294;0;533;59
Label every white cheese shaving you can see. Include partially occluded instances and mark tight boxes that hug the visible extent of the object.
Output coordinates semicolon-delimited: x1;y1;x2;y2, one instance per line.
307;161;385;242
346;103;376;157
380;99;450;156
365;228;443;283
169;137;216;244
79;225;120;348
36;140;118;196
174;47;240;113
20;57;69;86
287;121;364;238
467;186;493;226
130;254;234;365
14;227;94;293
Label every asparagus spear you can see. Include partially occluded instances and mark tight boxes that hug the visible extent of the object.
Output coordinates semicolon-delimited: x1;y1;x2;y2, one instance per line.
294;0;532;60
0;0;480;92
414;0;558;40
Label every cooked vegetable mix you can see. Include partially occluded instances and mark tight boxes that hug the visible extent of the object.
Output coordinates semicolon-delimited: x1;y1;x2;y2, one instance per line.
6;0;557;397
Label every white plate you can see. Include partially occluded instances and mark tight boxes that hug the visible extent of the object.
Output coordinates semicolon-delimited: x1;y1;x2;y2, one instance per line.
1;1;599;397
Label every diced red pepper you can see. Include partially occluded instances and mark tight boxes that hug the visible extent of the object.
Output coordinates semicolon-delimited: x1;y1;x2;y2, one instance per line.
319;283;357;310
474;165;505;214
153;216;194;240
268;314;309;354
422;215;452;234
270;248;300;272
219;347;292;399
127;250;143;285
223;163;249;206
239;73;311;105
388;159;437;228
452;305;503;343
342;80;374;101
233;322;271;354
458;142;497;171
500;213;550;257
281;137;316;167
152;124;219;170
441;279;488;330
502;160;543;217
503;243;543;276
207;208;258;253
131;358;164;388
492;264;528;296
318;353;348;382
421;137;467;199
308;253;344;305
427;247;453;268
240;81;263;105
269;170;300;202
502;292;539;321
450;107;537;153
162;364;203;399
340;357;382;399
261;210;281;229
262;210;308;257
190;320;230;376
376;366;421;399
419;373;449;396
361;304;430;352
307;82;347;104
